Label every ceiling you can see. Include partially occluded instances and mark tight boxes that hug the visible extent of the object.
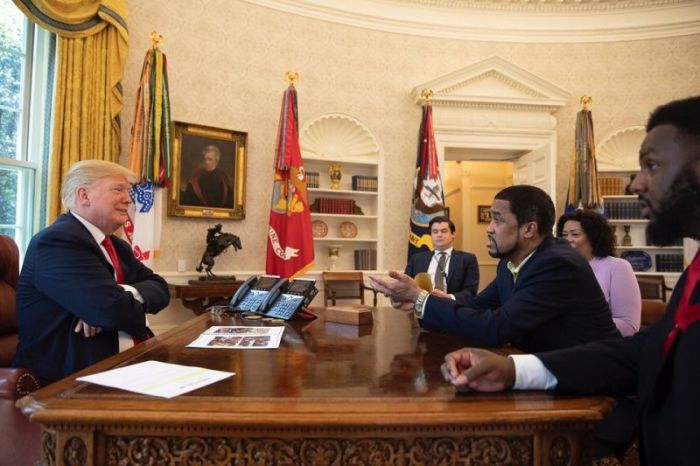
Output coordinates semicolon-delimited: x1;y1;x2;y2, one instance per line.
243;0;700;42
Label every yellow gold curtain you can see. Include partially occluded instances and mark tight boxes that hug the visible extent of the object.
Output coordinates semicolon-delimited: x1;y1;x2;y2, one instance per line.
12;0;128;222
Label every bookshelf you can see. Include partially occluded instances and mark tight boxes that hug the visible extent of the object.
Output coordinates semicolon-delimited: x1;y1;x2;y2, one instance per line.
597;127;682;287
300;113;382;272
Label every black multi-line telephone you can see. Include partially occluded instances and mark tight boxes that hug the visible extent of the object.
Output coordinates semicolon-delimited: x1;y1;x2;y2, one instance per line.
222;275;318;320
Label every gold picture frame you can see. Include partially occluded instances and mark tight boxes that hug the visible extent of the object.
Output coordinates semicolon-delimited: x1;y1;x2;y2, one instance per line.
169;121;247;219
477;205;492;224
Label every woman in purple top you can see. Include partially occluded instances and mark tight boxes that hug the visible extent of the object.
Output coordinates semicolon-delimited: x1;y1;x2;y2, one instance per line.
557;210;641;336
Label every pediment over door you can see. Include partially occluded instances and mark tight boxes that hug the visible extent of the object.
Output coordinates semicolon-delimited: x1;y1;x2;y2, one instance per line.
411;56;570;130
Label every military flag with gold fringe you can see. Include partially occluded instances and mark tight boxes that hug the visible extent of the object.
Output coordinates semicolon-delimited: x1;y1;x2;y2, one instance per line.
266;79;315;278
565;96;601;212
408;94;446;260
125;34;172;267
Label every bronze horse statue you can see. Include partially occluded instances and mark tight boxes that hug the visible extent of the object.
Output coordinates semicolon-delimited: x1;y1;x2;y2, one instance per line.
196;224;242;278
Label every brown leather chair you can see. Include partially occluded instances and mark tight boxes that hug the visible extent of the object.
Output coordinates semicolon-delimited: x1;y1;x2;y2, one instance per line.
0;235;41;465
641;299;666;328
322;271;379;307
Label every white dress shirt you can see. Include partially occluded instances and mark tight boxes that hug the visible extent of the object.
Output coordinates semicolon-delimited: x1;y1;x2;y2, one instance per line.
510;354;558;390
427;247;455;299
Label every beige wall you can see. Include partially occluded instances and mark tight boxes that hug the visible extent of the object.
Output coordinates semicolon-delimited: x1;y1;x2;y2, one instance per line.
120;0;700;278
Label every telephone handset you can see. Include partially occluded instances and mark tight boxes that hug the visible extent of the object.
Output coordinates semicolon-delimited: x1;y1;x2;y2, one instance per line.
228;275;257;307
258;278;289;313
228;275;284;312
260;278;318;320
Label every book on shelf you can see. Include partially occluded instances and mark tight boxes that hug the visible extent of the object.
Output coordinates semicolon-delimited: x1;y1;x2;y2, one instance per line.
351;175;378;192
603;199;642;219
307;172;319;189
354;249;377;270
655;254;683;272
600;177;626;196
311;198;364;215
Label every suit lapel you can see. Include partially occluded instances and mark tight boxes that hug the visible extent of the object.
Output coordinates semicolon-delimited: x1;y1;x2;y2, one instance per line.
446;252;458;289
64;213;120;277
419;251;432;272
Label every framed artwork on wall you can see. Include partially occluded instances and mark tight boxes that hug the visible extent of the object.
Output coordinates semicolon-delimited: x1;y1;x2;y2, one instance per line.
477;205;491;224
169;122;247;219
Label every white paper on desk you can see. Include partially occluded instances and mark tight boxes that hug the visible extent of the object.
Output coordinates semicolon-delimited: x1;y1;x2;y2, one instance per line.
187;325;285;349
76;360;234;398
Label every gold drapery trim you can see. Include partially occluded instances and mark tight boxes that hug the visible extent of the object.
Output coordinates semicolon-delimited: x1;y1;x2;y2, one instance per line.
12;0;128;222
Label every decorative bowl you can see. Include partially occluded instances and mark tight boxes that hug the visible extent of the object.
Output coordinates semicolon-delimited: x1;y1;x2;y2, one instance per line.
339;221;358;238
312;220;328;238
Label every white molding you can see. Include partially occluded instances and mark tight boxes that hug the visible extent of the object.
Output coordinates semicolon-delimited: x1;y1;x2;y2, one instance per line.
242;0;700;43
411;57;571;113
597;126;646;171
300;112;380;163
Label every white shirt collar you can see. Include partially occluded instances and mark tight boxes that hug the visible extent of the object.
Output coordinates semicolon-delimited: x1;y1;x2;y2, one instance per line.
70;211;106;245
434;247;453;256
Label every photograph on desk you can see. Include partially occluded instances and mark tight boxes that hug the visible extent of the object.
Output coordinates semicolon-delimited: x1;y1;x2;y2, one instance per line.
187;326;285;349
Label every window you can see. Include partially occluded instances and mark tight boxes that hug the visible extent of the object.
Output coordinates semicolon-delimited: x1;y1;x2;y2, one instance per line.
0;0;54;253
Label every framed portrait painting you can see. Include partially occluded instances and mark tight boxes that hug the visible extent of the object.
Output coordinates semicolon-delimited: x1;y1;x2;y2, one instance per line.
169;122;247;219
477;205;492;224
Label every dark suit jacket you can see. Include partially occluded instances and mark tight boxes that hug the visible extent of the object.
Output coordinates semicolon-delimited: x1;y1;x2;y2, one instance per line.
421;236;620;352
537;270;700;466
12;213;170;385
405;249;479;300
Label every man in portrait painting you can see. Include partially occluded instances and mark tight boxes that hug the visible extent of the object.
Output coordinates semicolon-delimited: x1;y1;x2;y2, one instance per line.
181;144;233;208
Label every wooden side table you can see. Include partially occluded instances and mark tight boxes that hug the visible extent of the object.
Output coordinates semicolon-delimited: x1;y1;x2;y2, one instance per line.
168;281;242;315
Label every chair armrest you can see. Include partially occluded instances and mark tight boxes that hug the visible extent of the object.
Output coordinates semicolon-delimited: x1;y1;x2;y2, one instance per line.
0;368;40;400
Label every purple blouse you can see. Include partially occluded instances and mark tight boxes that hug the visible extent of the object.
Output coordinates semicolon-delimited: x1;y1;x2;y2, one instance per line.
590;256;641;336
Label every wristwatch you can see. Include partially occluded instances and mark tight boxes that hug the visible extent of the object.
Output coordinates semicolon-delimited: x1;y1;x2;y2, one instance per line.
414;290;430;319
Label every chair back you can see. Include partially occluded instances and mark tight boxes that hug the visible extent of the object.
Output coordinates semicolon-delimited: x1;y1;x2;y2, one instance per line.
0;235;20;367
322;271;365;306
641;299;666;327
636;274;670;302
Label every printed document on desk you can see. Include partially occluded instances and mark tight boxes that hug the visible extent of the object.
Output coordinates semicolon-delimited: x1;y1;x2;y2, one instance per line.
76;360;234;398
187;326;285;349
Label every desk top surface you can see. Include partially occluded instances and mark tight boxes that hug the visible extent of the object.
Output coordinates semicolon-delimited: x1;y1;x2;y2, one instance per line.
20;307;612;427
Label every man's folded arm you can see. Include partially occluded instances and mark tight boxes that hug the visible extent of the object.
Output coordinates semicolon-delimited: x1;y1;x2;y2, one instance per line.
34;240;159;334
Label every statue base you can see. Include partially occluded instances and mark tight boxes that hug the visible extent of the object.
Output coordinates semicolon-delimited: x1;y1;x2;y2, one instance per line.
188;276;237;285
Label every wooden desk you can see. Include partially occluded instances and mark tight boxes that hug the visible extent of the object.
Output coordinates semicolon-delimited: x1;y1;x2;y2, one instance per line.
19;308;613;466
168;280;241;315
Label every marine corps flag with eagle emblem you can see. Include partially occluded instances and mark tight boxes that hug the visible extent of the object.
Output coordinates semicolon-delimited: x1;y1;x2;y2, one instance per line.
408;95;446;260
266;81;315;278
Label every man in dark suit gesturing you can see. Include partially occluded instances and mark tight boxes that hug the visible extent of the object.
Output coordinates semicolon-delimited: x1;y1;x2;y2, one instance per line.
440;96;700;466
405;216;479;301
13;160;170;385
371;185;619;353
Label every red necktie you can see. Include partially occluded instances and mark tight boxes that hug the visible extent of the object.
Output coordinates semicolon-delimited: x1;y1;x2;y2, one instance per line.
662;251;700;358
102;236;150;345
101;236;125;284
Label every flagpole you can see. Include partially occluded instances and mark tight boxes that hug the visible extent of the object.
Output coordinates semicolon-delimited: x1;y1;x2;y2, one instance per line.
285;71;299;86
150;30;163;50
580;94;592;110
